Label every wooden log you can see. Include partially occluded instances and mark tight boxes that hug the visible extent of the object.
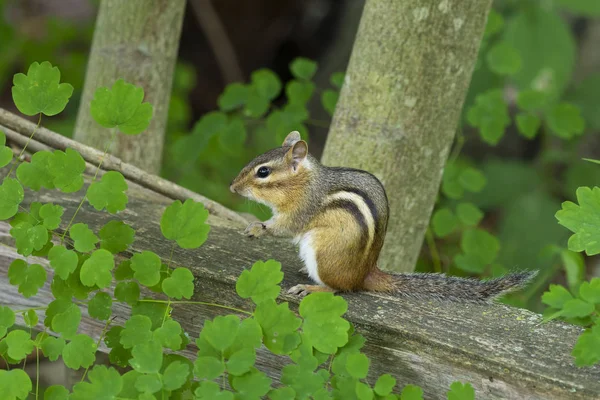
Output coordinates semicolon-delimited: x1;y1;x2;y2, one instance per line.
1;111;599;399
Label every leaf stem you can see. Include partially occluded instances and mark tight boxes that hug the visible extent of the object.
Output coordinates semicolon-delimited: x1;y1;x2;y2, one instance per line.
80;316;114;383
426;227;442;273
60;129;118;243
12;306;48;314
139;299;252;316
35;346;39;400
7;113;42;178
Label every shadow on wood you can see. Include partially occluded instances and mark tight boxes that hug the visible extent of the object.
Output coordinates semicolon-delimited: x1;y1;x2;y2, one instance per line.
1;109;599;399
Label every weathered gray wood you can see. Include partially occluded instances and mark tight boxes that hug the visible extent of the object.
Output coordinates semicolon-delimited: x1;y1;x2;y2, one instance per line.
1;119;600;399
321;0;493;272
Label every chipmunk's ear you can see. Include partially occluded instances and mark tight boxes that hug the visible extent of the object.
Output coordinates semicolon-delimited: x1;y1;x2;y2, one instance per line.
287;140;308;171
282;131;301;147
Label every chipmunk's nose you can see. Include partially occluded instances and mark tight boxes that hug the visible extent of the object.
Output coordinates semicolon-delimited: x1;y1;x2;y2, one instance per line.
229;181;236;193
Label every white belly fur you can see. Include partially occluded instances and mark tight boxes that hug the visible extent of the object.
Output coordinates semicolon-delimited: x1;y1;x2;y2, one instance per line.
293;232;323;285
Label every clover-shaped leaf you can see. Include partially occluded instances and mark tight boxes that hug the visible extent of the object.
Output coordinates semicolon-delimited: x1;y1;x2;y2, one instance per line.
70;223;99;253
0;131;13;168
194;381;234;400
572;324;600;367
486;41;522;76
231;368;272;399
163;361;189;391
236;259;283;304
401;384;424;400
90;79;153;135
286;81;315;105
255;300;301;355
80;249;114;288
153;319;182;351
131;250;162;287
299;293;350;354
0;307;15;339
44;386;69;400
556;186;600;255
48;245;78;280
541;284;573;309
374;374;396;396
516;113;541;139
71;365;123;400
5;330;33;360
135;373;162;393
546;103;585;139
251;69;282;101
432;208;458;237
160;199;210;249
162;267;194;300
290;58;318;81
16;151;54;191
194;356;225;380
453;228;499;273
202;315;240;352
48;148;86;193
114;281;140;306
0;369;32;400
87;171;128;213
0;178;24;220
12;61;74;116
579;278;600;305
467;89;510;145
321;89;339;116
88;292;112;320
448;382;475;400
8;259;46;298
120;315;153;349
41;336;65;362
38;203;63;230
129;339;162;374
52;303;81;340
62;334;96;370
10;222;48;256
218;83;248;111
99;220;135;254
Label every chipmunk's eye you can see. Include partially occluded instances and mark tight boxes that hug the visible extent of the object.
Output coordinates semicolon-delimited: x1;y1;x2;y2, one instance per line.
256;166;271;178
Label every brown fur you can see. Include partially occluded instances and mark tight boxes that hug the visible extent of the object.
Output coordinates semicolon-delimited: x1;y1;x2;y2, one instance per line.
231;131;537;302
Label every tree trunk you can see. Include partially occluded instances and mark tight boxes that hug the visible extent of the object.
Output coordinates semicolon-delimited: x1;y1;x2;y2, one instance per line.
321;0;492;272
73;0;186;174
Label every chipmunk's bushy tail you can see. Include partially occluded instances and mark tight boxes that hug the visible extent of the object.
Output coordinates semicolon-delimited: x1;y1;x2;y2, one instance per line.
389;270;538;304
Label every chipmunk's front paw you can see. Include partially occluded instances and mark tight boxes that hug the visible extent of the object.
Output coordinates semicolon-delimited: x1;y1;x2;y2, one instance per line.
287;284;336;297
244;222;266;238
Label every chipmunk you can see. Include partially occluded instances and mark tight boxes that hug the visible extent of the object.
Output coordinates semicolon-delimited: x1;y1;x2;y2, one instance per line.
229;131;537;303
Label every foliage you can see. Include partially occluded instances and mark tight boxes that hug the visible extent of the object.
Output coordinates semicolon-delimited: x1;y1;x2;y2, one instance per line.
0;62;478;399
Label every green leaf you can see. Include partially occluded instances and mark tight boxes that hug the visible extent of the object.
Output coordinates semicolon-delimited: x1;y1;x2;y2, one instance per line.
48;245;78;279
194;356;225;380
556;0;600;17
516;90;549;112
11;61;74;116
466;89;510;145
431;208;458;237
286;80;315;105
39;203;63;230
71;365;123;400
355;382;373;400
226;347;256;376
541;284;574;309
135;374;162;393
121;315;153;349
251;69;282;100
0;307;15;338
88;292;112;320
163;361;189;391
70;223;99;253
202;315;240;352
447;382;475;400
236;259;283;304
546;103;585;139
115;281;140;306
99;220;135;254
194;381;234;400
400;384;424;400
254;300;301;355
290;58;318;80
160;199;210;249
105;327;131;368
321;90;339;116
504;7;575;97
16;151;54;191
80;249;114;288
579;278;600;305
346;353;370;379
300;293;350;354
41;336;65;361
5;330;33;360
459;168;486;193
162;267;194;300
486;42;521;75
218;83;248;111
62;334;97;370
572;324;600;366
52;303;81;340
131;251;162;287
456;202;484;226
269;387;297;400
515;113;541;139
153;319;182;351
0;178;24;220
374;374;396;396
219;117;247;151
454;228;500;273
561;299;595;318
8;259;46;297
0;369;32;400
330;72;345;89
10;222;48;256
48;148;86;193
114;260;135;281
44;385;69;400
567;73;600;130
23;309;38;327
130;340;162;374
231;367;272;398
555;187;600;255
483;9;503;39
90;79;153;135
0;131;12;168
87;171;128;213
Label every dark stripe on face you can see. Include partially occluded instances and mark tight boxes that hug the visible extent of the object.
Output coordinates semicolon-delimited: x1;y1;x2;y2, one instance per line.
329;188;379;233
322;199;369;250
